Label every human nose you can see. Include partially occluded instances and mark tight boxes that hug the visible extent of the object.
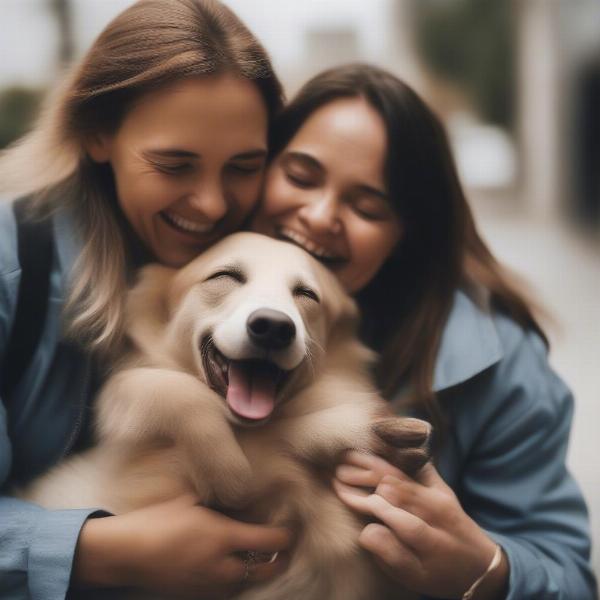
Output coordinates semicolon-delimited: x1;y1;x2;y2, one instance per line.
297;192;342;235
187;176;228;222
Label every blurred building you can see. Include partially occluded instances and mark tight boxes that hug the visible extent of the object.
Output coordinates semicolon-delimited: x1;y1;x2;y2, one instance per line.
1;0;599;231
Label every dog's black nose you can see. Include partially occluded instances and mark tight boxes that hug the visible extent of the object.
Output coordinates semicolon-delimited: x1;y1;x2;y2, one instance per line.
247;309;296;350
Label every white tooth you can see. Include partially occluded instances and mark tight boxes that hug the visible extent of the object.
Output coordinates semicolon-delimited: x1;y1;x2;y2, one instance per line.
166;211;213;233
281;227;338;260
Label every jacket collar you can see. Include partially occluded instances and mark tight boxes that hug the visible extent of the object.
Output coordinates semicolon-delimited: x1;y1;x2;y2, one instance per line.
432;290;503;392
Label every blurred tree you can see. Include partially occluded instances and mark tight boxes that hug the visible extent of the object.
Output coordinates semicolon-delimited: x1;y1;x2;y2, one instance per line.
413;0;514;129
0;87;43;149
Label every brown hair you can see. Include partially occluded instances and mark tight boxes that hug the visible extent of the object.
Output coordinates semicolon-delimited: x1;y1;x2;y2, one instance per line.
269;64;546;431
0;0;283;354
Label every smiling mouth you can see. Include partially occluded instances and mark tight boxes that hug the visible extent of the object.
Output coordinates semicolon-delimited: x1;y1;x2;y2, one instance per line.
160;210;215;237
201;338;290;425
276;227;347;267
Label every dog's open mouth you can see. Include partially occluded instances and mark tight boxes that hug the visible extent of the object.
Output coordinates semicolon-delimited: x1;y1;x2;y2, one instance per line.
201;338;289;423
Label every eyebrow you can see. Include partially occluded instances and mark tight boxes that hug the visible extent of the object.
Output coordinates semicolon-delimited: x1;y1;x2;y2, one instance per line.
143;148;268;160
285;151;388;199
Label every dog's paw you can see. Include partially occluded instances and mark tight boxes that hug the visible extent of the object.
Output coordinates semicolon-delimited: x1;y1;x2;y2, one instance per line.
371;417;432;477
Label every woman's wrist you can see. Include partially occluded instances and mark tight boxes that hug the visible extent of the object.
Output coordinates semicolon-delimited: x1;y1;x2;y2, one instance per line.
467;545;509;600
72;516;132;589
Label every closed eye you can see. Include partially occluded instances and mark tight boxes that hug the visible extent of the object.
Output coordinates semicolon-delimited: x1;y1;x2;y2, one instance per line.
286;171;314;188
227;162;265;175
145;158;194;175
293;285;320;303
204;269;246;284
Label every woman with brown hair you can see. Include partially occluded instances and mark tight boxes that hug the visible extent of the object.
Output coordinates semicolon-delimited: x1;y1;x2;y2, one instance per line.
0;1;291;598
253;63;596;599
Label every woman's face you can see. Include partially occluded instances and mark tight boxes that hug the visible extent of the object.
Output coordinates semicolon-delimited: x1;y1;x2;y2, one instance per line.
89;75;269;267
253;97;402;293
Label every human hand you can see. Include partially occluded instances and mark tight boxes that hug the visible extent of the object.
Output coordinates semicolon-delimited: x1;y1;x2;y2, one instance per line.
73;494;292;599
333;452;508;599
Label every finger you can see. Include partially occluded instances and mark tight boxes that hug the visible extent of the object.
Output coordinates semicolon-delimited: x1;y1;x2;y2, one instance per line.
375;475;421;510
245;552;290;583
222;551;289;583
220;556;246;582
228;522;292;553
343;451;406;479
367;496;432;552
336;482;432;552
359;523;424;583
415;461;448;489
333;478;372;515
335;464;381;488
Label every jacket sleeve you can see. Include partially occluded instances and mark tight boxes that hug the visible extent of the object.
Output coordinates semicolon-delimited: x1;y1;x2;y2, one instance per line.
0;202;100;600
448;318;597;599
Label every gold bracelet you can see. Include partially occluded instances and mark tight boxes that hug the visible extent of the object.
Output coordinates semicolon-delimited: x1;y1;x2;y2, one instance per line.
462;544;503;600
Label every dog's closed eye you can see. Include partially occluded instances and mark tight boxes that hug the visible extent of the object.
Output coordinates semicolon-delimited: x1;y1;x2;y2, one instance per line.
293;285;320;303
205;267;246;284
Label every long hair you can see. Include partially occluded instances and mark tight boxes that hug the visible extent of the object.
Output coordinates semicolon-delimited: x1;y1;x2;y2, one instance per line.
269;64;546;430
0;0;284;355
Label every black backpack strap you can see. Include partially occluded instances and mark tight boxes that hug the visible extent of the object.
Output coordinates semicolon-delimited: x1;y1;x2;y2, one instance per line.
1;198;54;403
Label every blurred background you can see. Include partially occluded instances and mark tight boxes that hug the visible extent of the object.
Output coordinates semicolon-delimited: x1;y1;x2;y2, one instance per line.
1;0;598;575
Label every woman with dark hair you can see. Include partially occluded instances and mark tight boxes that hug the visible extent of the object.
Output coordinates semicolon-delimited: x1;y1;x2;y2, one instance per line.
0;1;291;598
253;64;596;599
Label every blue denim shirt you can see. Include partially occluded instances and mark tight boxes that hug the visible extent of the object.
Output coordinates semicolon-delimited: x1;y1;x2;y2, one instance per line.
0;201;596;599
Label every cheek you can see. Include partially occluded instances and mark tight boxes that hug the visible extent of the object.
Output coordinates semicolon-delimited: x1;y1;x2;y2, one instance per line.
112;161;180;215
262;170;297;215
231;176;263;214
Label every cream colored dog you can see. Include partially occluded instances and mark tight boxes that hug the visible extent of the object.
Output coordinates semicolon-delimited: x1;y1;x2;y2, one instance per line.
22;232;429;600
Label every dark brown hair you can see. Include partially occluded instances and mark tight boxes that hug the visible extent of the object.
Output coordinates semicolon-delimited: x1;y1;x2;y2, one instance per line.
270;64;546;429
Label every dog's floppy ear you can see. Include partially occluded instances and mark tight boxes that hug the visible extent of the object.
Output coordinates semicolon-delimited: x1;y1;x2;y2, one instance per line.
125;264;177;352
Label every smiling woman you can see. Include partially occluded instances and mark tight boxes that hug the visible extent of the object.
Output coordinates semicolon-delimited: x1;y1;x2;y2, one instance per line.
0;1;293;599
87;75;269;267
253;63;597;599
254;96;402;292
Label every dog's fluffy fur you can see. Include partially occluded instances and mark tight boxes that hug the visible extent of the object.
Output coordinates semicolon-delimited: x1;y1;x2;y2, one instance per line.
22;233;428;599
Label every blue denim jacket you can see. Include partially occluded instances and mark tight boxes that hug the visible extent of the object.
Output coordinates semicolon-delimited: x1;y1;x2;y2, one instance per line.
0;201;596;599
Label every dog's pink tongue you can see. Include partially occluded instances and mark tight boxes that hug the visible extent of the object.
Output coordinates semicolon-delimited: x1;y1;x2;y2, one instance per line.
227;362;276;421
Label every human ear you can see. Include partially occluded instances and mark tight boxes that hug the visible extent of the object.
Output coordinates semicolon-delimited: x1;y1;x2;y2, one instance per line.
86;133;112;163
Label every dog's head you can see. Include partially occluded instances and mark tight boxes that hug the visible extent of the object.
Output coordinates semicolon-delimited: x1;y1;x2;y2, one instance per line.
126;232;360;427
